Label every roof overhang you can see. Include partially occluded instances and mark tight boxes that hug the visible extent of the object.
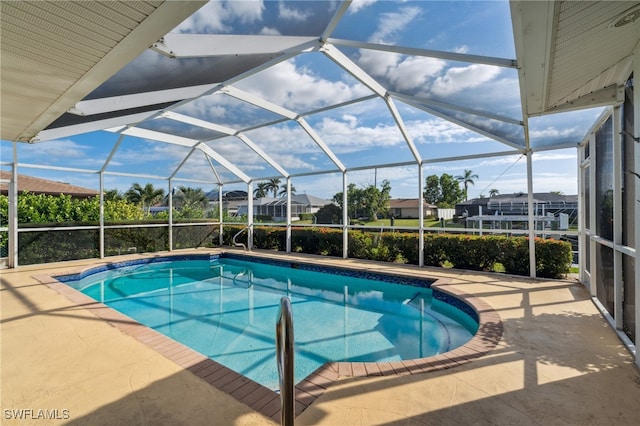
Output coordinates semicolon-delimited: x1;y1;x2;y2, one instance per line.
511;0;639;116
0;0;206;142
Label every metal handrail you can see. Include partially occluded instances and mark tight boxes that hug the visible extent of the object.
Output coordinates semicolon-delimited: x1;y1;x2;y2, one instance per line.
276;297;294;426
232;225;249;250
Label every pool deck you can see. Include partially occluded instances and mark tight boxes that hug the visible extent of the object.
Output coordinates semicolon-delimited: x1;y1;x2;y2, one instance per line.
2;248;639;425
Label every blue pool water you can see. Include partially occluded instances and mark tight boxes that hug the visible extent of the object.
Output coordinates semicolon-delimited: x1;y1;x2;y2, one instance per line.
60;255;478;390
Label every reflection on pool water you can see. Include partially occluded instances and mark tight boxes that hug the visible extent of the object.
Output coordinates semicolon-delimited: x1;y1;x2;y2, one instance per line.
60;254;478;390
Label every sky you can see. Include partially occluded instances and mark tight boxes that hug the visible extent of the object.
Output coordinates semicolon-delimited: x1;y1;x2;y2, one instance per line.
1;0;606;201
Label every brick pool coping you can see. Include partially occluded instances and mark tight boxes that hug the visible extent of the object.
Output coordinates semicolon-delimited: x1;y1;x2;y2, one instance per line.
33;252;503;423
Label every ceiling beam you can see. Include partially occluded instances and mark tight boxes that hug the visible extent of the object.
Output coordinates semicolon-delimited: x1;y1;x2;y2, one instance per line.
546;84;625;114
322;43;421;163
68;83;219;116
328;38;517;68
16;1;206;142
510;0;559;116
151;34;318;58
197;143;251;183
390;91;523;126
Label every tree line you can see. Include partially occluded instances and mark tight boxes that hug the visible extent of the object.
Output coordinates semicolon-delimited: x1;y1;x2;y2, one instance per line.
2;169;502;225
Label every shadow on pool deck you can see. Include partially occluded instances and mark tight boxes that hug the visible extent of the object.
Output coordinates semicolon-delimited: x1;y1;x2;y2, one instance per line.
2;249;639;425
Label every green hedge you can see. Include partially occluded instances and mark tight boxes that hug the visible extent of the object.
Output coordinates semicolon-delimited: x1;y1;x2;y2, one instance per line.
230;226;572;278
423;233;572;277
18;228;99;265
10;222;573;278
15;222;221;264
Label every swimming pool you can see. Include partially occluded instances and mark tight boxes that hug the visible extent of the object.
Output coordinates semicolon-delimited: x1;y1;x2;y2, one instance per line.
58;253;479;390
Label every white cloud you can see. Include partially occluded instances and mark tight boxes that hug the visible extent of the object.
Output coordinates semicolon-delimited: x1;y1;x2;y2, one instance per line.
349;0;377;14
173;0;264;33
529;127;584;139
533;152;576;161
430;64;502;97
278;2;311;22
407;119;477;144
389;57;446;91
240;124;325;170
21;139;88;159
476;155;524;168
259;26;281;35
317;116;404;151
177;93;256;125
476;172;577;196
369;6;422;44
357;50;404;79
229;1;266;24
18;139;109;169
357;50;446;92
236;59;371;111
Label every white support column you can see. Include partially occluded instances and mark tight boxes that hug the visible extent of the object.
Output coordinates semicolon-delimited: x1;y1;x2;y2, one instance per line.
168;179;173;252
247;181;254;251
633;46;640;369
8;144;18;268
99;172;105;259
418;164;424;267
589;132;598;297
218;185;224;246
342;171;348;259
577;148;587;284
286;177;292;253
612;105;623;330
526;149;536;278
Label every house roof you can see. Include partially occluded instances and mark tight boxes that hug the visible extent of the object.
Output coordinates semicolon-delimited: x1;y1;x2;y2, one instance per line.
252;194;332;206
457;198;490;207
389;199;437;209
292;194;332;206
488;193;578;204
0;171;99;198
511;1;639;116
458;192;578;208
0;1;206;142
1;1;637;186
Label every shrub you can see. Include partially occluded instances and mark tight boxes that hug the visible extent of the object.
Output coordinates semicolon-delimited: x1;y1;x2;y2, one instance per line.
534;237;573;278
298;213;315;221
380;232;420;265
253;226;286;250
500;237;530;276
222;228;572;278
18;227;99;265
348;230;373;259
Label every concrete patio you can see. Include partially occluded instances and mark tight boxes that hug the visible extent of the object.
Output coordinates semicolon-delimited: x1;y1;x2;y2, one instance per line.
2;250;639;425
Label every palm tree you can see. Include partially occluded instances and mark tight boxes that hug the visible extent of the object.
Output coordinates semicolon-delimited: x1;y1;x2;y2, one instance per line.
489;188;499;197
265;178;281;198
253;182;270;199
277;185;296;197
456;169;478;201
125;183;165;214
173;186;208;210
103;188;123;201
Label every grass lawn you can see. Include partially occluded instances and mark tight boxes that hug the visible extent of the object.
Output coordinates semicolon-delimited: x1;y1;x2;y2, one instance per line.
356;218;463;228
293;218;464;228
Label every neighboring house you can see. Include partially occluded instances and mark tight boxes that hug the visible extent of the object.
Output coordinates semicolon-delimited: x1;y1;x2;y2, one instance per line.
0;171;99;198
456;192;578;219
236;194;333;222
206;190;249;216
388;199;438;219
455;198;490;218
487;193;578;217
